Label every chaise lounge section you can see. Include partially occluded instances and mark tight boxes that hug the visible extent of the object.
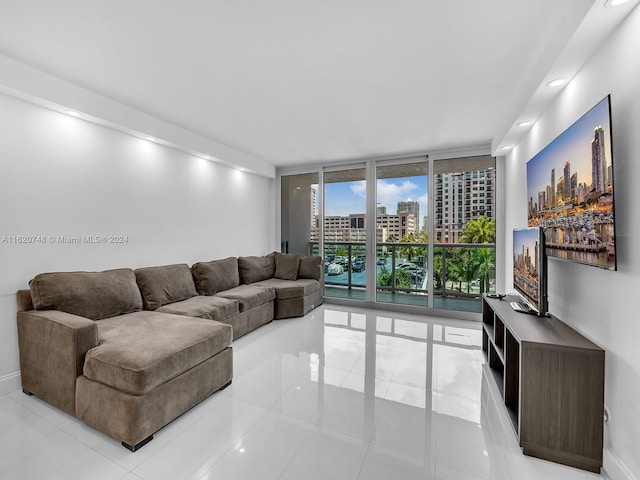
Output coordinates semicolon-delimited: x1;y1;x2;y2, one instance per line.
17;268;233;451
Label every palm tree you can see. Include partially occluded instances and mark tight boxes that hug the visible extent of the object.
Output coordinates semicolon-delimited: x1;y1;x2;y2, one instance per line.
460;217;496;244
460;217;495;294
475;247;496;293
399;232;416;261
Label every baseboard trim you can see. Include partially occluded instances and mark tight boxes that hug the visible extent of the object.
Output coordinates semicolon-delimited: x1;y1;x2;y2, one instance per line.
603;448;638;480
0;371;21;396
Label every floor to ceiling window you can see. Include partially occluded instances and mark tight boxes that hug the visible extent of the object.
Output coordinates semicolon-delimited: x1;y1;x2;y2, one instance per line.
375;160;429;307
279;154;496;313
322;167;367;300
432;156;496;312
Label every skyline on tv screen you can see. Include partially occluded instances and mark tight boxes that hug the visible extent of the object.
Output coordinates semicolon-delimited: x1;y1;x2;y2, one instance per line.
513;228;540;307
527;96;615;270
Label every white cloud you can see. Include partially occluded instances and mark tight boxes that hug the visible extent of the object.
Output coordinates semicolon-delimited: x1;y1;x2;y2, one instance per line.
417;192;429;226
376;179;420;214
350;180;366;198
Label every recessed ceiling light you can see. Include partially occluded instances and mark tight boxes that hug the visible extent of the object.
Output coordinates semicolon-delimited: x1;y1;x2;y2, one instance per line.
145;136;157;142
517;121;531;127
546;78;566;87
64;110;80;117
200;154;211;160
500;145;513;150
237;167;246;171
605;0;629;6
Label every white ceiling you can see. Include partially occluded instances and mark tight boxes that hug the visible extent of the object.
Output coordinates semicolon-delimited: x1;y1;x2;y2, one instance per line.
0;0;628;169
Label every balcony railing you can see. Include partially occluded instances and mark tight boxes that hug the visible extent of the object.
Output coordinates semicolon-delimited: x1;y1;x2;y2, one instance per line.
309;241;496;308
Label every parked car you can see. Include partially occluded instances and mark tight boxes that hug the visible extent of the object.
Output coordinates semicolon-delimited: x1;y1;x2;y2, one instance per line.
352;261;365;272
398;262;419;272
376;258;386;266
327;263;344;275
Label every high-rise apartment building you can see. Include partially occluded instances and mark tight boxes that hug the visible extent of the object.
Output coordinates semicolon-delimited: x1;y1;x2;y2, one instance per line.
397;199;419;220
592;125;607;195
563;161;571;203
434;168;495;243
550;168;556;208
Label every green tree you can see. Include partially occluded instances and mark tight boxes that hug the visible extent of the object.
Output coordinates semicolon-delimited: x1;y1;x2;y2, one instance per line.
432;247;443;292
475;247;496;293
459;248;483;293
377;266;412;289
446;248;467;292
399;231;427;262
460;217;496;244
459;217;495;293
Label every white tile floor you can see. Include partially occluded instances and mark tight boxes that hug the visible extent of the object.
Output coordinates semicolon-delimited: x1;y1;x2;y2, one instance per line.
0;305;606;480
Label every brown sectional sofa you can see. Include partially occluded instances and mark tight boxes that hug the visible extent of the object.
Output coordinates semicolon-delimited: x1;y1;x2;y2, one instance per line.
16;253;322;451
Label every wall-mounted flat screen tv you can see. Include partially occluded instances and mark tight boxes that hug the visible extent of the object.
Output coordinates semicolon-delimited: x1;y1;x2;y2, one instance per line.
513;227;547;316
527;95;616;270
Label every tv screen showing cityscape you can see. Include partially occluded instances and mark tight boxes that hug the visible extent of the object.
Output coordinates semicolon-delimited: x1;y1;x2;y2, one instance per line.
527;95;616;270
513;227;545;313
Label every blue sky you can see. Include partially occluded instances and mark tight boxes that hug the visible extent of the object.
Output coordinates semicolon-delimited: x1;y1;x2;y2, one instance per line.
324;175;428;217
513;227;540;269
527;96;612;203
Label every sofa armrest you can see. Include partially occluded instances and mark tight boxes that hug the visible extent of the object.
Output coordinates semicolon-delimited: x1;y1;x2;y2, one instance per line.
17;309;98;415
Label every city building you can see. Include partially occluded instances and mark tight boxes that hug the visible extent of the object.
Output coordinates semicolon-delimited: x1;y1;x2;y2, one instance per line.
311;210;417;243
434;168;495;243
592;125;608;195
397;198;419;219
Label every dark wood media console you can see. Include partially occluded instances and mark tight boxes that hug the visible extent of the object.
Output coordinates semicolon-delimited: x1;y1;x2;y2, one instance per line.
482;294;605;473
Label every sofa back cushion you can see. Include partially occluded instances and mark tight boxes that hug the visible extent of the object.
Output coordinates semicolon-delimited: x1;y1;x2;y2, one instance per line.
298;255;323;280
274;253;300;281
191;257;240;295
29;268;142;320
238;254;275;284
134;264;197;310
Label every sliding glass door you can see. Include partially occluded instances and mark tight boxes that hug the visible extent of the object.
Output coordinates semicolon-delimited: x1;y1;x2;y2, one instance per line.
323;167;367;300
375;161;429;307
432;156;496;312
279;154;496;313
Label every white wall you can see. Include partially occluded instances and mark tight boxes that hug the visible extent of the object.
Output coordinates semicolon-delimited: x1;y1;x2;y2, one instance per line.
504;6;640;479
0;93;275;392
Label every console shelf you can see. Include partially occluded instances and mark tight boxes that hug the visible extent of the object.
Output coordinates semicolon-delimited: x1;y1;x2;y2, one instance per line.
482;294;605;473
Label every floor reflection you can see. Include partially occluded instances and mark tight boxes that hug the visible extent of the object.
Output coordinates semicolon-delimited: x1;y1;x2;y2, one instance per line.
2;304;602;480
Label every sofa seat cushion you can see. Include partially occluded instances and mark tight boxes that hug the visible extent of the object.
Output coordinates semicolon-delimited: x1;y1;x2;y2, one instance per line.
156;296;239;321
83;311;232;396
215;285;275;313
251;278;321;300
